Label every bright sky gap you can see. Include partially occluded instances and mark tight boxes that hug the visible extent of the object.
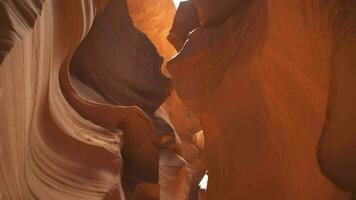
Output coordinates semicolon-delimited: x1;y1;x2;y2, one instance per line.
173;0;188;8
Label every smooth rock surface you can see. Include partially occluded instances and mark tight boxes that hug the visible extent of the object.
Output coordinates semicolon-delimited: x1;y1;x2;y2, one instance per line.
167;0;354;199
318;0;356;196
167;1;200;51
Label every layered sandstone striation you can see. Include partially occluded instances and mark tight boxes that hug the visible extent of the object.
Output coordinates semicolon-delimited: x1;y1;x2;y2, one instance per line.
0;0;173;199
0;0;44;64
0;0;124;199
1;0;356;199
167;0;356;199
67;0;175;198
126;1;206;199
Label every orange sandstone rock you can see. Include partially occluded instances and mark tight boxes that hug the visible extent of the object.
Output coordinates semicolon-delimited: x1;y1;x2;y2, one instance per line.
167;0;353;199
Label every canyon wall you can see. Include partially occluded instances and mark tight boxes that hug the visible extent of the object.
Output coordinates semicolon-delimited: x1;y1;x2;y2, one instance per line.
168;0;356;199
1;0;355;199
0;0;174;199
0;0;125;199
0;0;44;64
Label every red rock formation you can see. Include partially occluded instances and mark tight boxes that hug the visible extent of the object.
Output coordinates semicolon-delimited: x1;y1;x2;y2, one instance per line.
68;1;174;198
167;1;200;51
0;0;124;198
0;0;44;64
0;0;172;199
167;0;354;199
192;0;243;27
126;1;207;199
2;0;355;199
127;0;176;76
318;1;356;197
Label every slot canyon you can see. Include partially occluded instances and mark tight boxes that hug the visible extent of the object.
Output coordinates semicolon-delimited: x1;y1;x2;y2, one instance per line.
0;0;355;199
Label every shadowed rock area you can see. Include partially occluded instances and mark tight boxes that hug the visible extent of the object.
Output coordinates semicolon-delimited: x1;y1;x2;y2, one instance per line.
0;0;356;199
0;0;44;64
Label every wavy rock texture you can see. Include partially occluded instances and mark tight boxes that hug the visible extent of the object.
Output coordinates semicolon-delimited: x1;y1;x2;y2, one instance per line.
126;1;207;199
0;0;174;199
0;0;44;64
163;3;207;200
70;0;171;116
0;0;124;199
69;1;175;198
2;0;355;199
167;0;355;199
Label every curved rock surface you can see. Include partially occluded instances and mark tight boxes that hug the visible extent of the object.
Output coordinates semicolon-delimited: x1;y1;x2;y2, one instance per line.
167;0;355;199
318;1;356;196
192;0;243;27
70;0;171;114
0;0;124;199
0;0;44;64
0;0;171;199
167;1;200;51
127;0;176;75
68;0;174;198
1;0;356;199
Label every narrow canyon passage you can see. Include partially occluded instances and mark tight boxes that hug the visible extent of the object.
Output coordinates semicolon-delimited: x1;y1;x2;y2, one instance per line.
0;0;355;200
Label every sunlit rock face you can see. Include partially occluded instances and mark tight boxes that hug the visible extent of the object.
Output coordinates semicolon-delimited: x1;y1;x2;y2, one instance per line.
0;0;123;199
1;0;356;199
167;0;355;199
127;0;176;75
0;0;171;199
126;1;206;200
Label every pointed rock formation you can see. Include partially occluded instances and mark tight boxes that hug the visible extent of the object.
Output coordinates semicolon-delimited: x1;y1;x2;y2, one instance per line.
127;0;177;75
167;1;200;51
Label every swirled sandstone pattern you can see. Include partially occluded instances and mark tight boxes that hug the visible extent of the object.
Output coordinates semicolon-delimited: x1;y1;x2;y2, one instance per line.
0;0;172;199
0;0;123;199
167;0;355;199
2;0;356;199
0;0;44;64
